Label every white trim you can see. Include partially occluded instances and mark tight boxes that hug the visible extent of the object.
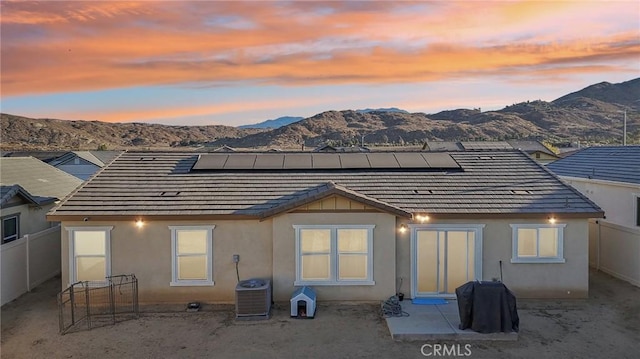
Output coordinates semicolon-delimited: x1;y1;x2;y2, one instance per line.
66;226;113;284
559;175;640;189
410;224;485;298
510;224;566;263
634;193;640;227
1;214;20;243
169;225;215;287
293;225;375;286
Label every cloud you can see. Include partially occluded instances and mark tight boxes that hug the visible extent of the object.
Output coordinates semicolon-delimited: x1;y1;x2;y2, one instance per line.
1;1;638;97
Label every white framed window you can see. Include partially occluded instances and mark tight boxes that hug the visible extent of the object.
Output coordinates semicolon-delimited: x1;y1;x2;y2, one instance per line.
294;225;375;286
67;227;112;283
169;226;215;286
2;214;20;244
510;224;566;263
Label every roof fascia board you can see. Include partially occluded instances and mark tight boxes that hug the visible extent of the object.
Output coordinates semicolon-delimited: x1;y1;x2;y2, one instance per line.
558;175;640;189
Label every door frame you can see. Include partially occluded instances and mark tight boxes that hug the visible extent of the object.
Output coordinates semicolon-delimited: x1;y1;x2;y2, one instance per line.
410;224;484;299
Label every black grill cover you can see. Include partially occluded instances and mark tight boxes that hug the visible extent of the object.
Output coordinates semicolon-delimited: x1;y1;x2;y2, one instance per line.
455;281;519;333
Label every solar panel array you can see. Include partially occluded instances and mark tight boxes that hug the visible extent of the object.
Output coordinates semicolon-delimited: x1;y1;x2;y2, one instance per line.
192;152;460;171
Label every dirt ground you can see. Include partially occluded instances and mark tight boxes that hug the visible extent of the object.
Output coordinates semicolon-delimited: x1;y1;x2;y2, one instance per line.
1;269;638;359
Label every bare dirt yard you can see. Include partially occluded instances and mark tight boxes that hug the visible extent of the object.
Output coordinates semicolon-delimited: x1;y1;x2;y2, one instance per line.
2;269;638;359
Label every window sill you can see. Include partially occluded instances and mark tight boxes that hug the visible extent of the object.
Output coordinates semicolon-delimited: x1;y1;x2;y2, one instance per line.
170;280;215;287
511;258;565;264
294;280;375;286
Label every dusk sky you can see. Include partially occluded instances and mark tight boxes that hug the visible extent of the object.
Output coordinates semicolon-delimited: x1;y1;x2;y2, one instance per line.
1;1;639;127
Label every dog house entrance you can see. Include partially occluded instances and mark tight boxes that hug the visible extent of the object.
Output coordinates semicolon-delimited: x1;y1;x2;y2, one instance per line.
296;301;307;317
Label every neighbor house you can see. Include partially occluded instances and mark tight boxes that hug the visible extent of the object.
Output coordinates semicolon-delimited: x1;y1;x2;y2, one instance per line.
548;146;640;286
47;150;602;305
1;157;83;305
3;150;122;180
424;141;560;164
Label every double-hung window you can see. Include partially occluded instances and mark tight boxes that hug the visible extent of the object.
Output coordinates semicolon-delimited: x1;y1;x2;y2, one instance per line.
294;225;374;285
2;215;19;244
67;227;112;283
510;224;566;263
170;226;215;286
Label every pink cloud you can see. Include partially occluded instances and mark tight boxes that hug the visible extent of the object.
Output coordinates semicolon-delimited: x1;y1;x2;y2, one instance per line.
1;1;638;97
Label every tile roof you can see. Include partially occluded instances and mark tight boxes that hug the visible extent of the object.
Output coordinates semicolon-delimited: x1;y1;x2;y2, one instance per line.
48;150;602;219
425;141;558;157
547;146;640;185
1;184;56;207
259;181;412;220
0;157;83;200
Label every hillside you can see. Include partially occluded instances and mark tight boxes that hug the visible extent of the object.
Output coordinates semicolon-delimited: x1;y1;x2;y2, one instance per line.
0;114;264;150
1;78;638;150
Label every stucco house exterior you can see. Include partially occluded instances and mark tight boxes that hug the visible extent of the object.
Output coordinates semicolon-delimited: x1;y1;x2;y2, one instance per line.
548;146;640;286
1;157;83;305
47;150;602;305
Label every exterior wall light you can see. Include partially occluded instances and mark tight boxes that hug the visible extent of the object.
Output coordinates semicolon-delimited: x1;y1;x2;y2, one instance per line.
135;219;144;228
416;214;430;223
399;224;408;233
548;216;557;224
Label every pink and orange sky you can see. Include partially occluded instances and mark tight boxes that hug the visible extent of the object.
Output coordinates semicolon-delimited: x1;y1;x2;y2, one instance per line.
1;1;639;126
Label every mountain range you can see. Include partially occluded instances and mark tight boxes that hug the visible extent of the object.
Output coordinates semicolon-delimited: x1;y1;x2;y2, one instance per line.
1;78;638;151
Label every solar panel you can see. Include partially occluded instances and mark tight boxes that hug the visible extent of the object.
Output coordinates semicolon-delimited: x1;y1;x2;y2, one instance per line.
284;154;312;169
254;154;285;169
192;154;228;170
339;154;371;168
394;153;428;168
224;154;256;169
191;152;461;170
366;153;400;168
421;153;460;168
311;154;341;168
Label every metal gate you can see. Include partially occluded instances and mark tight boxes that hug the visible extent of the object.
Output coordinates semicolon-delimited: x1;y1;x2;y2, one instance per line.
58;274;138;334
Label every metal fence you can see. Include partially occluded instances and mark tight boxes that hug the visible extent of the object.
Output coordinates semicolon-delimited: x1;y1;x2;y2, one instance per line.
58;274;138;334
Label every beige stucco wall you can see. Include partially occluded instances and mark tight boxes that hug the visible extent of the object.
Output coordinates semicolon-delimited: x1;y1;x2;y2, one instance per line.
1;202;56;238
395;218;590;299
60;213;590;304
272;212;397;301
563;177;639;228
61;219;273;304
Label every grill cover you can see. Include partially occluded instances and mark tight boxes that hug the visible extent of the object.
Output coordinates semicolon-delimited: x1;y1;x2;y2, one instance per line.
455;281;519;333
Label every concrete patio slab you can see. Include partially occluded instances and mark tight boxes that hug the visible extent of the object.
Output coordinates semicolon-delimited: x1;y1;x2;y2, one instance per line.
385;301;518;341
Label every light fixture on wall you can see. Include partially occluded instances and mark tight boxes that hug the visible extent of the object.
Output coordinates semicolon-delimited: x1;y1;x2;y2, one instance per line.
415;214;430;223
399;224;408;233
548;216;557;224
135;218;144;228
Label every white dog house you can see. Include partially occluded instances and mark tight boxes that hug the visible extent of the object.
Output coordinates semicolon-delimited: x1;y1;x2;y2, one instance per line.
290;286;316;318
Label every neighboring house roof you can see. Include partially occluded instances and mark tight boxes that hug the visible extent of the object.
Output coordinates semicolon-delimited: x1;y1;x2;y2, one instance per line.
460;141;512;150
313;145;370;152
423;141;463;151
0;184;56;207
2;151;68;163
547;146;640;185
47;150;602;220
48;151;123;167
0;157;83;201
211;145;237;152
424;141;557;158
506;140;558;157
